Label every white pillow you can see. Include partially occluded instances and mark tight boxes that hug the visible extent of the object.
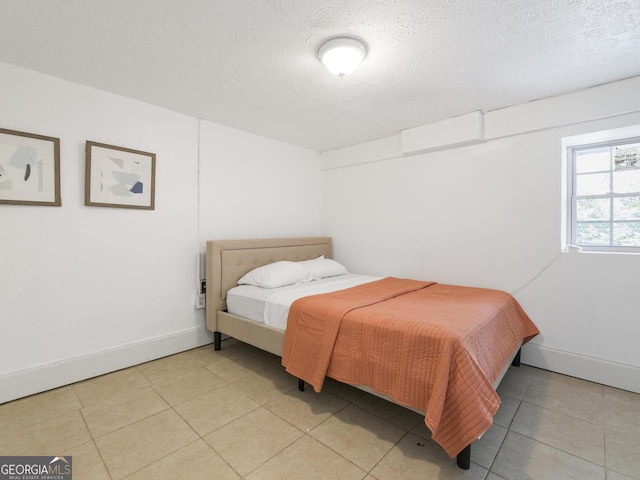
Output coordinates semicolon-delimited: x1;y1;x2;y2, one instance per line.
299;256;348;279
237;261;310;288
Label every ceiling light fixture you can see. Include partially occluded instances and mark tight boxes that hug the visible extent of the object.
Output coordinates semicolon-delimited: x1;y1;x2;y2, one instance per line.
318;37;367;78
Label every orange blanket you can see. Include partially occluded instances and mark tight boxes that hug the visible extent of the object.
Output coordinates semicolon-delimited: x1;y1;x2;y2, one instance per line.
281;277;539;457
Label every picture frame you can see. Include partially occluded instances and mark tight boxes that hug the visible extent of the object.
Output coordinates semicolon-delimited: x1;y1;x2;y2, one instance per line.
0;128;61;206
85;141;156;210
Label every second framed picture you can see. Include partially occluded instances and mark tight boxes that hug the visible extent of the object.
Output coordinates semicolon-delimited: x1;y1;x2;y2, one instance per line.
85;141;156;210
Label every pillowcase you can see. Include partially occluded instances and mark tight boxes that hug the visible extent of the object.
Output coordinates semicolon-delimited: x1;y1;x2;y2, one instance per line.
238;261;310;288
299;256;348;279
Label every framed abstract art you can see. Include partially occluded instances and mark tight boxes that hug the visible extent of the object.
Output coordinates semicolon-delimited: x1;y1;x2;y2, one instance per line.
0;128;61;206
85;141;156;210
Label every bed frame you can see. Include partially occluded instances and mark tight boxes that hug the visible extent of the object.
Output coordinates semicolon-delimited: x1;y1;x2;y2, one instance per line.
205;237;521;470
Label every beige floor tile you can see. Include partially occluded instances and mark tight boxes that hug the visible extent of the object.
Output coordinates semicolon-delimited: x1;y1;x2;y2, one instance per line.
180;345;226;365
607;470;637;480
229;367;299;405
81;386;170;437
472;424;508;469
211;337;270;359
370;432;488;480
604;387;640;435
95;409;198;479
523;370;606;425
354;393;422;430
534;369;605;395
64;440;111;480
244;346;285;368
492;431;605;480
264;388;349;432
493;393;520;428
215;338;254;357
495;365;536;400
0;410;91;455
0;386;82;434
246;435;366;480
486;474;508;480
152;367;227;406
257;363;293;381
136;346;229;384
124;439;239;480
203;407;303;476
174;384;261;436
205;356;270;384
227;348;280;372
137;352;211;384
310;404;406;471
410;417;432;440
5;344;636;480
322;377;365;402
74;368;151;407
605;428;640;480
412;421;506;471
511;401;605;465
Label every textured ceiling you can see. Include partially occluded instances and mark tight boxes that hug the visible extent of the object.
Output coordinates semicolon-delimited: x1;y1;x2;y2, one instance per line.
0;0;639;151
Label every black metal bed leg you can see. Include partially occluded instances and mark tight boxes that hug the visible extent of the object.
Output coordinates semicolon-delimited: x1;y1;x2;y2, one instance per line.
456;445;471;470
298;379;305;392
511;348;521;367
214;331;222;351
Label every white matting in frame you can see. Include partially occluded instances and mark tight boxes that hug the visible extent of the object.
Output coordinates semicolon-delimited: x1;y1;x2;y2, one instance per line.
0;128;61;206
85;141;156;210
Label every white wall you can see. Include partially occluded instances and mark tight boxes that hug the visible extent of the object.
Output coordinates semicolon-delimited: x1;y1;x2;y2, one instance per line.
0;62;206;402
198;121;322;246
0;63;323;403
321;78;640;393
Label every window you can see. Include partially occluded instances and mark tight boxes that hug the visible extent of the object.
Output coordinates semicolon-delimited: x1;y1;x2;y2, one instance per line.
568;138;640;252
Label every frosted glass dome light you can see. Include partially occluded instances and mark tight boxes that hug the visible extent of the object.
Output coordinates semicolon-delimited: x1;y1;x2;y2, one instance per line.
318;37;367;77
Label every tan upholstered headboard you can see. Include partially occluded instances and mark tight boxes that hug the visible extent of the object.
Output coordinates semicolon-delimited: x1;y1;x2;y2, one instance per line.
205;237;332;330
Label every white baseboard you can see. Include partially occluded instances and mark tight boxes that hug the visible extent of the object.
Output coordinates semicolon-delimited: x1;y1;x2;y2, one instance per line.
0;327;214;404
4;333;636;404
522;343;640;394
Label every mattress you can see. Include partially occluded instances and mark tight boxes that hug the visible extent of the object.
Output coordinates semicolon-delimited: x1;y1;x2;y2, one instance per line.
226;273;380;330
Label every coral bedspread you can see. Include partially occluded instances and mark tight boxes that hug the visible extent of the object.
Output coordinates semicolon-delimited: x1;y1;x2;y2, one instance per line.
281;277;539;457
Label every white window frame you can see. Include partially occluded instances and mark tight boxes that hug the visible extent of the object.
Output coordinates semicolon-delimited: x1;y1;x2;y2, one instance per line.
567;137;640;253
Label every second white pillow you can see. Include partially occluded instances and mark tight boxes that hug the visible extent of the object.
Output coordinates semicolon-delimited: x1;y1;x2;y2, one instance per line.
299;256;348;280
238;261;310;288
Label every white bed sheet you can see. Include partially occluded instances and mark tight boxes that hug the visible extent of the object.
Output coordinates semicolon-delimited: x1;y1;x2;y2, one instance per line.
226;273;380;331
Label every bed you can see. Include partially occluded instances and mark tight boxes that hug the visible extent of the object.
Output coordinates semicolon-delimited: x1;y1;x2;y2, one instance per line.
205;237;538;470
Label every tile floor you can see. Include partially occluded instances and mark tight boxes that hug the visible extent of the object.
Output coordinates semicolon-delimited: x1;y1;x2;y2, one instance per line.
1;339;639;480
